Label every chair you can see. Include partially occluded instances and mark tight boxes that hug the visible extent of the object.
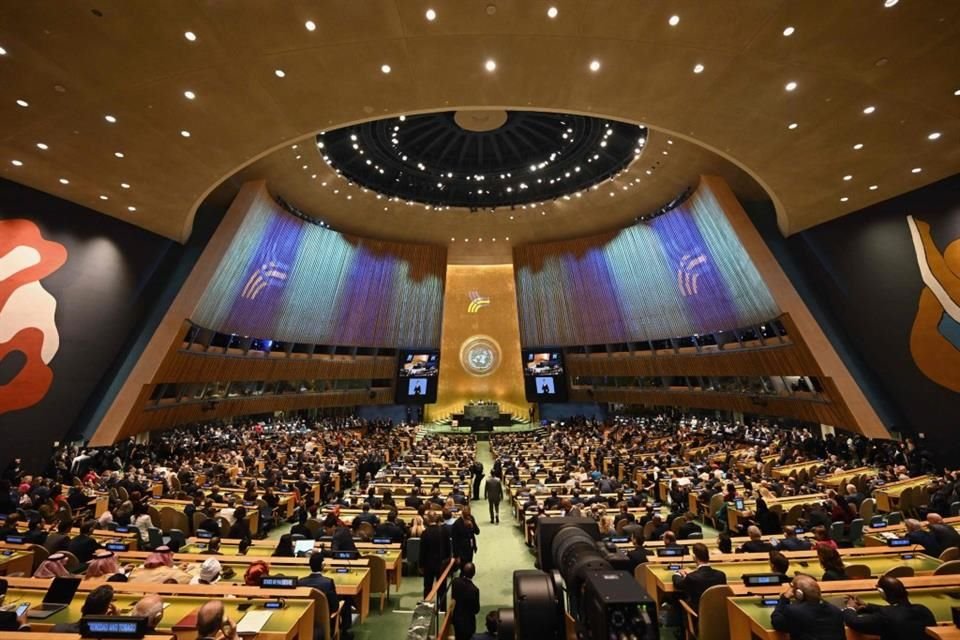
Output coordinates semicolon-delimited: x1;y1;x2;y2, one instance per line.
898;488;915;519
933;560;960;576
883;565;915;578
159;507;181;533
642;521;656;540
60;550;81;573
167;528;187;549
784;505;804;526
27;544;48;573
687;532;704;539
939;547;960;562
844;564;872;579
291;533;307;542
146;527;164;550
357;522;375;541
886;511;903;525
848;518;865;547
859;498;876;521
147;506;162;528
405;537;421;575
829;521;846;546
304;518;322;538
671;516;688;535
363;553;390;612
677;584;733;640
216;517;232;535
309;579;343;640
705;494;724;529
192;512;206;534
950;501;960;517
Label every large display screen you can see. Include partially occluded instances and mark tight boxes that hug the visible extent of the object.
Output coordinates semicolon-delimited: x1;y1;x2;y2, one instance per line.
522;349;567;402
396;350;440;404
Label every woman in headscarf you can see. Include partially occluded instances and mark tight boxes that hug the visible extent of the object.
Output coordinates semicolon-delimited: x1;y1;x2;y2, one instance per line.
85;549;121;581
34;552;73;578
243;560;270;586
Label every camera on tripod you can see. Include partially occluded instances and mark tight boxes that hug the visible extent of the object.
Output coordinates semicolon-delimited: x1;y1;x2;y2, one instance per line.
495;517;659;640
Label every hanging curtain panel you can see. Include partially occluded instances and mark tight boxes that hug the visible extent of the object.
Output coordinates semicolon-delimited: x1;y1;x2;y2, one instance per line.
514;182;779;346
193;193;446;348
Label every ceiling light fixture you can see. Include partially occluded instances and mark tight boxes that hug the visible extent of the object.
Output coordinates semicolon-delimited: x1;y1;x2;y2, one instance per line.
883;0;898;6
184;31;197;42
954;88;960;96
863;105;876;114
99;195;108;200
121;183;130;189
0;46;6;55
180;130;191;137
184;90;196;100
928;131;942;140
840;196;849;202
127;205;137;211
36;142;48;150
59;178;69;185
843;175;853;181
853;143;864;150
11;160;23;167
547;6;558;18
425;8;437;21
869;184;878;190
15;99;28;108
668;15;680;26
783;26;795;36
693;63;704;74
590;60;601;72
788;122;798;130
785;81;797;91
381;64;391;74
305;20;316;31
104;114;117;123
274;69;286;78
485;59;497;72
911;167;922;173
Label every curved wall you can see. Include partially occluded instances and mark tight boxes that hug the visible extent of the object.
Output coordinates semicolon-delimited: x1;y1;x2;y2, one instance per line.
514;180;780;346
191;192;447;348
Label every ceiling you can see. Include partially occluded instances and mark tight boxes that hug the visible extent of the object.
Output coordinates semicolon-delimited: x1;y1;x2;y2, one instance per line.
1;0;958;256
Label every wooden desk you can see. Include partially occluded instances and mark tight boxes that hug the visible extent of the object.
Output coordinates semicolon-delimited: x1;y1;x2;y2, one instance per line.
819;467;878;489
151;498;259;533
927;626;960;639
874;476;935;512
0;548;35;576
772;460;823;479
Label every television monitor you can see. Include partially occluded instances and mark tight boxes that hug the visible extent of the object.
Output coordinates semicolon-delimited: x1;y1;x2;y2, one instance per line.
522;349;568;402
396;350;440;404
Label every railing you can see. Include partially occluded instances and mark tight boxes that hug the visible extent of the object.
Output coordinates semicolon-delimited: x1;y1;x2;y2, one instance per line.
406;558;457;639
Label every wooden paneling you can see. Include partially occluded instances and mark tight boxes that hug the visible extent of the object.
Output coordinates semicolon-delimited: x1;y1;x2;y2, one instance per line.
156;349;396;383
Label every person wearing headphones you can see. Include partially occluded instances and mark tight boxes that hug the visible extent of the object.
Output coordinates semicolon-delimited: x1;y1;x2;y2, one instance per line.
771;574;844;640
841;576;935;640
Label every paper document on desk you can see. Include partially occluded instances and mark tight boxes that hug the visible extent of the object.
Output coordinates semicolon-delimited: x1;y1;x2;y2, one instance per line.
236;610;273;634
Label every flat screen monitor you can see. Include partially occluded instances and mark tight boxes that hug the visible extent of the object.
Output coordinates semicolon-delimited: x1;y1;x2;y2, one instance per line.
522;349;568;402
396;350;440;404
293;539;315;555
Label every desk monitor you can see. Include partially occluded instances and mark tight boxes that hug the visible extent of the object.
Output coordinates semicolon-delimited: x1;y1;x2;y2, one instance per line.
293;539;315;556
734;498;745;510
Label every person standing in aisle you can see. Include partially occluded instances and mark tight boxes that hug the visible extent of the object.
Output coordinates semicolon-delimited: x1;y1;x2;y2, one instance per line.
471;461;484;501
451;562;480;640
484;470;503;524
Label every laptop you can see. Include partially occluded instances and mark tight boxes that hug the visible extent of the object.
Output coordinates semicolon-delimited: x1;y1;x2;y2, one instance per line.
28;576;82;619
293;539;315;556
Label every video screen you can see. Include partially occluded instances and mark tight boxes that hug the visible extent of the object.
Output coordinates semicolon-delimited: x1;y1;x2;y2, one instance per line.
396;350;439;404
522;349;567;402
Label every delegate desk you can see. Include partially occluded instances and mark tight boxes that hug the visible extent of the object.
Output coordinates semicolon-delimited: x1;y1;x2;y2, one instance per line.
151;498;259;533
727;575;960;640
0;546;36;576
639;547;942;608
0;576;316;640
874;475;935;512
727;493;827;531
818;467;878;490
771;460;823;479
863;515;960;547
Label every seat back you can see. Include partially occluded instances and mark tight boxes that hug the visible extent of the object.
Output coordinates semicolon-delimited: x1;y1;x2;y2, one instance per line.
848;518;864;547
305;518;322;538
192;512;206;533
829;521;845;543
147;506;162;528
159;507;180;533
363;553;388;595
357;522;375;541
933;560;960;576
784;505;804;526
642;521;656;540
61;550;81;573
670;516;687;535
883;565;915;578
405;537;421;570
859;498;876;521
147;527;164;550
886;511;903;525
844;564;872;579
939;547;960;562
167;528;187;549
898;488;915;518
27;544;49;573
950;501;960;517
697;584;734;640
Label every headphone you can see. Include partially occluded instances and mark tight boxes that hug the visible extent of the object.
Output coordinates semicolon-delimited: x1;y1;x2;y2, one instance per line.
794;588;805;601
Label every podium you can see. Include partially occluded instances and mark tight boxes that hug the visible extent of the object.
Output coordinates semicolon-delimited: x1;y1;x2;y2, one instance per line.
453;402;513;431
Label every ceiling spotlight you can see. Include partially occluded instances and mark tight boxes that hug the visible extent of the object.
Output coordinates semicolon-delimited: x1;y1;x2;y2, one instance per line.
863;105;876;114
184;90;196;100
99;195;108;200
693;63;704;74
104;114;117;123
127;205;137;211
274;69;286;78
10;160;23;167
883;0;898;6
853;143;864;150
15;99;28;108
785;81;797;91
381;64;392;74
783;26;795;36
840;196;849;202
869;184;878;190
180;130;191;137
485;59;497;72
547;6;558;18
788;122;798;130
58;178;69;185
0;46;6;55
911;167;922;173
928;131;942;140
184;31;197;42
120;182;130;189
305;20;316;31
36;142;48;150
843;175;853;181
589;60;601;72
955;88;960;96
425;8;437;21
668;15;680;26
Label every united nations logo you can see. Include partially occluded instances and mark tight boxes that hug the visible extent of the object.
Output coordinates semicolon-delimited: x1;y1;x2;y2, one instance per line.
459;335;501;377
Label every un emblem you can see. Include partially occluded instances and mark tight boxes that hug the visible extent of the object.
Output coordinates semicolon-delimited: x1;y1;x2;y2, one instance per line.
459;335;501;377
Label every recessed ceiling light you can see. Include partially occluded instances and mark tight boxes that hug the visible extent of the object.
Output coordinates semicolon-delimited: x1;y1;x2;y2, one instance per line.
305;20;316;31
127;205;137;211
184;90;196;100
485;59;497;72
104;114;117;123
668;15;680;26
11;160;23;167
843;175;853;181
425;8;437;21
869;184;878;190
853;143;864;150
120;182;130;189
783;26;795;36
928;131;942;140
184;31;197;42
180;130;191;137
0;46;6;55
840;197;849;202
381;64;391;74
955;88;960;96
99;195;108;200
788;122;798;130
863;106;876;114
785;81;797;91
15;99;28;108
274;69;286;78
883;0;898;7
693;63;704;74
36;142;48;150
505;236;510;241
59;178;69;185
547;6;558;18
589;60;601;72
451;237;455;242
911;167;922;173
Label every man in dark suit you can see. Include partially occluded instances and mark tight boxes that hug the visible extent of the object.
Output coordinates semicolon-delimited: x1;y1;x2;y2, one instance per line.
471;461;484;501
776;525;813;551
927;513;960;550
904;519;942;557
626;532;651;573
67;519;102;564
671;543;727;611
484;472;503;524
738;526;774;553
419;513;452;610
841;576;935;640
771;574;845;640
451;562;480;640
300;552;351;638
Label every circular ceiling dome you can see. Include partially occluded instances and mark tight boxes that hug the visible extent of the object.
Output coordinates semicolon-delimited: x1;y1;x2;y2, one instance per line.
317;110;646;209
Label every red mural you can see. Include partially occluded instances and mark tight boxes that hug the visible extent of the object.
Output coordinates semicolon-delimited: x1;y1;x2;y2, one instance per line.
0;219;68;414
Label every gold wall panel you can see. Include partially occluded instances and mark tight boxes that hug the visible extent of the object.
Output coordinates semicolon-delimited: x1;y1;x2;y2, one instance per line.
429;264;528;421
